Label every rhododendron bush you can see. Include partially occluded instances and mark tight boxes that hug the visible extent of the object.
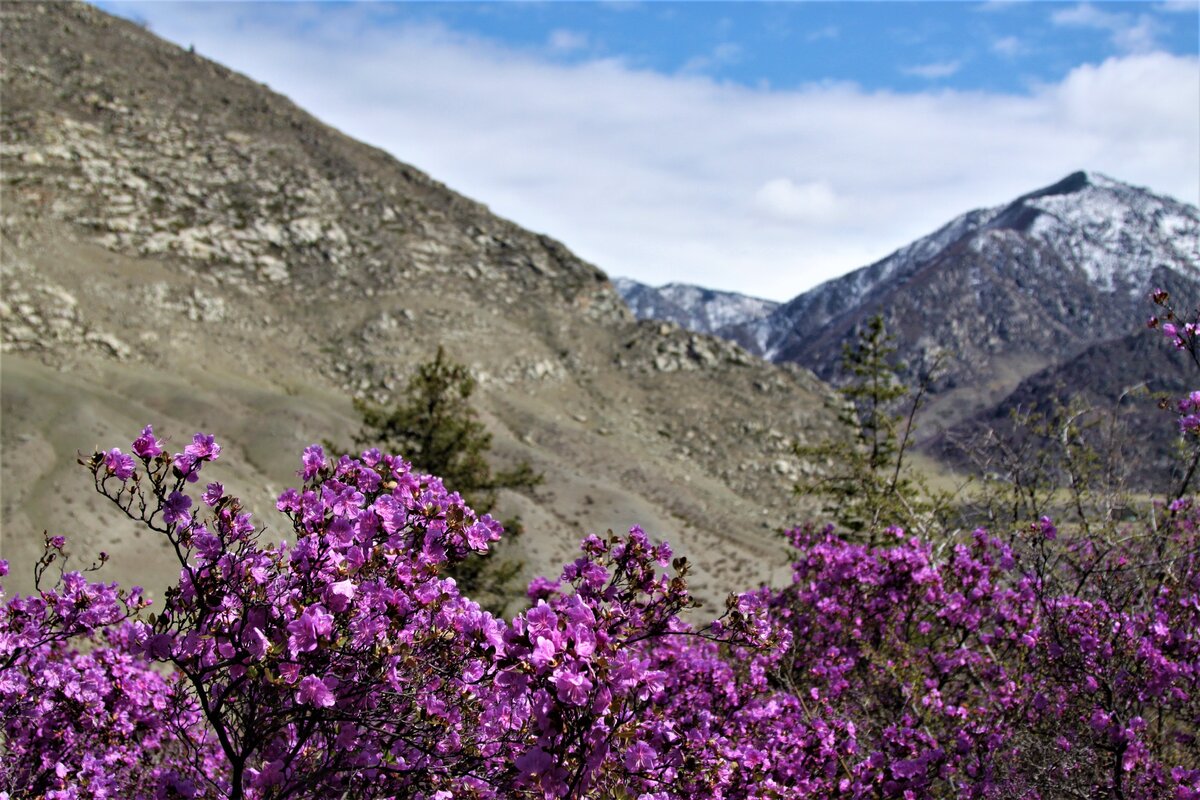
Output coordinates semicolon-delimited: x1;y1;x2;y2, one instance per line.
3;295;1199;799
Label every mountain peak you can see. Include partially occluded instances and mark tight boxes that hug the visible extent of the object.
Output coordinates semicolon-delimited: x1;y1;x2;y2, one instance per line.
1016;170;1153;204
1024;170;1093;200
720;168;1198;425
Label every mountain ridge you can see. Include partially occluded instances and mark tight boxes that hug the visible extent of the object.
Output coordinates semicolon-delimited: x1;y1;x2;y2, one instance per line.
732;170;1200;430
612;278;779;342
615;170;1199;460
0;1;840;610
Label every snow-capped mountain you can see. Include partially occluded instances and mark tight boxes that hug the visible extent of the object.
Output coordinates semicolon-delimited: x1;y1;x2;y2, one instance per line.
730;171;1200;428
613;277;779;340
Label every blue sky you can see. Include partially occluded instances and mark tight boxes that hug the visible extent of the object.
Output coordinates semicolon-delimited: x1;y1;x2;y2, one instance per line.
101;1;1199;300
302;1;1198;92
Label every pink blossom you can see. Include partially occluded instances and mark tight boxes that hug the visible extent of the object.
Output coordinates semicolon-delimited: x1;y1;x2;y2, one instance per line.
131;424;162;458
553;665;593;706
297;675;336;708
103;448;135;481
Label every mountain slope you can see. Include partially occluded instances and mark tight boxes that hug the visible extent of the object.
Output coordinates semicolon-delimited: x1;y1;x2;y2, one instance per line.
0;2;840;609
935;328;1195;488
733;171;1200;431
613;278;778;346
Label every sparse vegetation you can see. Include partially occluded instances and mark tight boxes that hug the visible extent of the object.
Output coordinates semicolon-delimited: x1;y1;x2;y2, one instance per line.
348;346;542;518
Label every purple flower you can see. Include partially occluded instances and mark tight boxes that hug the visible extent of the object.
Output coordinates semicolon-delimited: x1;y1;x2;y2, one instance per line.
514;746;555;777
893;758;926;779
526;575;561;601
131;424;162;458
185;433;221;461
553;665;593;706
287;604;334;656
243;627;270;660
296;675;336;708
525;601;559;642
530;636;556;670
1038;516;1057;541
163;491;192;526
300;444;325;480
192;524;221;562
322;480;365;518
324;579;357;613
275;487;301;512
570;624;596;658
174;433;221;482
103;448;135;481
229;512;254;539
202;482;224;507
623;740;658;772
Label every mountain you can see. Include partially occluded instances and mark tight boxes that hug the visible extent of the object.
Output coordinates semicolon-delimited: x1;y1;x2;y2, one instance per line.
613;278;779;344
936;329;1195;489
731;171;1200;432
0;2;841;610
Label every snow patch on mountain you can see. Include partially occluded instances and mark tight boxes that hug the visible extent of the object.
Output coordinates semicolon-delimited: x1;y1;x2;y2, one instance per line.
613;278;779;342
744;171;1200;361
1010;172;1200;292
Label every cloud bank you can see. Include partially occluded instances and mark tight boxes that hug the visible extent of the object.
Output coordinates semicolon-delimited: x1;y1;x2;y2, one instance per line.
113;4;1199;300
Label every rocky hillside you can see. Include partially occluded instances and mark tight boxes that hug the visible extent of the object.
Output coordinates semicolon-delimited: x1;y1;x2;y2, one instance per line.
0;2;842;610
613;278;778;346
730;171;1200;432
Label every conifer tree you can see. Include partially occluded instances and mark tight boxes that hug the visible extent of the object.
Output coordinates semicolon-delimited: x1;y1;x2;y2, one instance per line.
795;315;948;540
351;347;540;516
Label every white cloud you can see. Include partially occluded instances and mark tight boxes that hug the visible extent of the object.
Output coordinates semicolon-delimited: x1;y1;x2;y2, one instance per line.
1112;19;1163;54
1157;1;1200;12
754;179;840;223
103;4;1200;301
1051;3;1163;54
1052;2;1121;27
548;29;588;53
976;0;1024;12
680;42;742;75
991;36;1024;57
901;60;963;79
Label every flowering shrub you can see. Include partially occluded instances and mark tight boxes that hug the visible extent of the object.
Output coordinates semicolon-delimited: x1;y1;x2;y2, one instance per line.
763;518;1200;798
0;547;216;799
2;431;766;799
2;294;1198;799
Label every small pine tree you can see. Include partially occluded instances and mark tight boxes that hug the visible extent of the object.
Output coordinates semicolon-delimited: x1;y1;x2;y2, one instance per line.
346;347;542;613
795;315;948;541
351;347;540;516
